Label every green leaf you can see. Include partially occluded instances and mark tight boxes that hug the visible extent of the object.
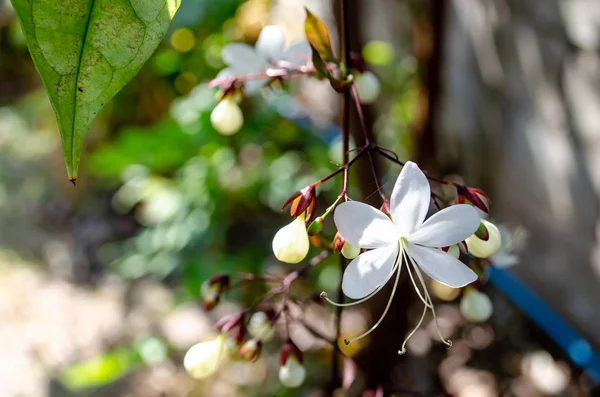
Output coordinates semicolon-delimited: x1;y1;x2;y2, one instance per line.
10;0;181;182
304;8;336;63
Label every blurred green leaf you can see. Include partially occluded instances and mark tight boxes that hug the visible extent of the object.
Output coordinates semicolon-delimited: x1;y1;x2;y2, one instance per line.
87;118;196;182
10;0;181;181
60;348;140;390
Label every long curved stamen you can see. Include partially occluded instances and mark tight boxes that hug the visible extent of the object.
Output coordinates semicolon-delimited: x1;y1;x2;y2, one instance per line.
343;247;403;345
398;302;428;355
409;254;452;350
320;278;389;307
402;244;433;309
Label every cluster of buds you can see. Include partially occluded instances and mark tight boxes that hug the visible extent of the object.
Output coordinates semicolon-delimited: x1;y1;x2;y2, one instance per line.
201;274;230;311
278;341;306;388
272;185;318;264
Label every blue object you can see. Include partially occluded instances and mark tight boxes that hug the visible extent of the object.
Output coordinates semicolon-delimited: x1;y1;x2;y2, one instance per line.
488;266;600;385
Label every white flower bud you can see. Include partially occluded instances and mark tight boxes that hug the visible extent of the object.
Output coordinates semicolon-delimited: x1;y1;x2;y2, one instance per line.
278;356;306;388
465;220;501;258
210;97;243;136
447;244;460;259
341;241;361;259
460;288;493;323
247;312;275;342
272;215;310;264
183;334;226;379
354;71;380;104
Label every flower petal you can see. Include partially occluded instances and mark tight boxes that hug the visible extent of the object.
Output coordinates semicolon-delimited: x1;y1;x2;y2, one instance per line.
222;43;264;69
406;243;477;288
281;42;311;65
255;25;286;61
334;201;398;249
342;244;399;299
407;204;480;247
390;161;431;236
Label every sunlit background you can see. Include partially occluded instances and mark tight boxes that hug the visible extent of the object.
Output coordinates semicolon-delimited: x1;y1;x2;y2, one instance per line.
0;0;599;396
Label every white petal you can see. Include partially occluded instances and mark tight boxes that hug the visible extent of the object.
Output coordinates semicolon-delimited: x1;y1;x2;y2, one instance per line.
256;25;286;61
390;161;431;236
407;204;480;247
281;42;311;65
341;244;398;299
406;243;477;288
334;201;397;249
222;43;264;69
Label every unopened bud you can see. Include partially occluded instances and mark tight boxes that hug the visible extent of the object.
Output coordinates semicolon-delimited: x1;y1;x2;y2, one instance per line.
272;214;310;264
460;287;493;323
282;186;317;220
247;311;275;342
341;241;361;259
354;71;380;104
466;220;501;258
240;338;262;362
441;244;460;259
307;217;324;236
201;274;229;311
183;334;227;379
211;97;243;136
456;185;491;216
333;232;345;254
279;342;305;388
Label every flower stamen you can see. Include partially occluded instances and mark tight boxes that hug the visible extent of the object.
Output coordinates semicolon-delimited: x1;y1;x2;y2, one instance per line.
408;253;452;349
343;250;403;345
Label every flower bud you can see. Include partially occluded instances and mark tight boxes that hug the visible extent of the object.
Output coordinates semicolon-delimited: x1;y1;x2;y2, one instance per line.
307;217;324;236
247;311;275;342
441;244;460;259
465;220;501;258
456;185;491;215
332;232;345;254
239;338;262;362
201;274;230;311
183;334;226;379
282;186;317;221
279;342;305;388
460;287;493;323
341;241;361;260
354;71;380;104
210;97;243;136
272;214;310;264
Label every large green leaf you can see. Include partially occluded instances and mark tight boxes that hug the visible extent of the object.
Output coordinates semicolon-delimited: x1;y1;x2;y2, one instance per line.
10;0;181;183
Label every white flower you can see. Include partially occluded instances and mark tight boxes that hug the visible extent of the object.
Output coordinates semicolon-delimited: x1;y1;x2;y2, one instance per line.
210;97;243;136
272;214;310;264
465;219;501;258
183;334;226;379
220;25;311;95
278;356;306;388
323;161;480;353
354;71;381;104
460;287;493;323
